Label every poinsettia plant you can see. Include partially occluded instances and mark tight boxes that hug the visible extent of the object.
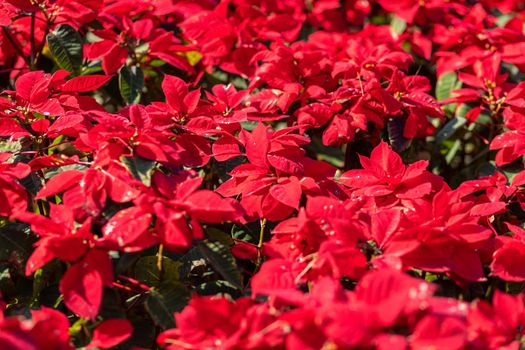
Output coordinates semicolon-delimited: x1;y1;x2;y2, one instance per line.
1;0;525;349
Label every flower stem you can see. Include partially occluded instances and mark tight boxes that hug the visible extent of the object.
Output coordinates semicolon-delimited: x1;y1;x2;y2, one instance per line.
256;218;267;268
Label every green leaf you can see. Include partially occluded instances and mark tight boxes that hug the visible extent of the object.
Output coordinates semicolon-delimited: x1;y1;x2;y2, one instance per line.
99;288;126;319
46;24;83;74
121;315;156;348
31;260;63;307
119;66;144;104
120;156;156;186
206;70;228;85
435;116;467;144
149;59;167;67
196;280;241;298
0;265;16;295
68;317;88;336
0;139;22;154
135;256;181;287
436;72;460;101
145;282;190;329
230;76;248;90
0;223;35;266
506;281;525;295
436;72;462;114
19;171;44;196
185;51;203;66
197;240;242;289
387;118;411;152
206;227;234;247
231;223;257;244
445;139;462;165
496;13;515;27
390;15;407;35
305;135;344;168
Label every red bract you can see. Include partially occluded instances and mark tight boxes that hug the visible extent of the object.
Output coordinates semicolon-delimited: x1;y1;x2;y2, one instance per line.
0;307;73;350
86;319;133;349
16;204;92;275
59;249;113;320
468;290;525;349
35;164;142;216
159;269;470;349
491;223;525;282
86;19;193;74
339;141;436;200
216;123;338;221
161;75;201;121
490;110;525;166
2;70;109;118
376;0;469;25
0;155;30;217
2;1;525;349
135;173;244;252
381;188;494;282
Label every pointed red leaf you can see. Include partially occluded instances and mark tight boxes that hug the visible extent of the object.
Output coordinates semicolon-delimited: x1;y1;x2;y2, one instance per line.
35;170;84;199
162;75;188;112
87;319;133;349
245;123;269;169
100;207;151;249
61;75;112;93
59;260;103;320
186;190;243;223
269;179;302;209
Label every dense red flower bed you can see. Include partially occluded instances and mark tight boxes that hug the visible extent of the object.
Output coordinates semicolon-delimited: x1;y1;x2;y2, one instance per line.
1;0;525;349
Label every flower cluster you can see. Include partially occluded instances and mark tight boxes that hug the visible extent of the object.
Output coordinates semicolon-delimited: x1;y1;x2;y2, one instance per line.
1;0;525;349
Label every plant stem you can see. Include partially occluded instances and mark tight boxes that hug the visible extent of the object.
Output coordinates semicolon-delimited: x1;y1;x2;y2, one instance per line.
256;218;267;268
1;26;31;67
30;13;36;69
157;244;164;277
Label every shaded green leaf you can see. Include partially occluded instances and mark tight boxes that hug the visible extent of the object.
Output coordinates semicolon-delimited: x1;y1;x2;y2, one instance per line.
206;227;234;247
135;256;181;287
435;116;467;144
196;280;242;298
119;66;144;104
145;282;190;329
445;139;462;164
31;260;63;307
0;223;35;265
99;287;126;319
46;24;83;74
121;156;156;186
436;72;460;101
387;118;411;152
197;240;242;289
436;72;462;114
390;15;407;35
0;265;15;295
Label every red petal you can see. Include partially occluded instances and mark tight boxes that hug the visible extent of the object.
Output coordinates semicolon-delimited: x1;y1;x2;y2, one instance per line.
470;202;507;216
102;46;127;75
212;135;243;161
245;123;269;169
87;319;133;349
61;75;112;93
15;71;45;101
162;75;188;112
186;190;243;223
100;207;151;249
86;40;117;60
59;260;103;319
370;141;405;178
269;179;302;209
35;170;84;199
